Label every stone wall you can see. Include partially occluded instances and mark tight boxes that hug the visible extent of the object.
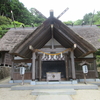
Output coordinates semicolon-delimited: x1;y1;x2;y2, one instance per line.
0;67;11;80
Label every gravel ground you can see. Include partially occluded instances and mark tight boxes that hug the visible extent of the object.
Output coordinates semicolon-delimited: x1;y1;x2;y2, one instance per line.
72;88;100;100
0;77;100;100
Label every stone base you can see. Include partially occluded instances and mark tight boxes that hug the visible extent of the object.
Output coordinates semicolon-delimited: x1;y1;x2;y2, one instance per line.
30;81;36;85
78;79;96;82
96;78;100;82
9;80;14;83
72;80;78;84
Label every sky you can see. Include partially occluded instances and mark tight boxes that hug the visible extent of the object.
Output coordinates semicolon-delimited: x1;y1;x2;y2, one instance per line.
19;0;100;22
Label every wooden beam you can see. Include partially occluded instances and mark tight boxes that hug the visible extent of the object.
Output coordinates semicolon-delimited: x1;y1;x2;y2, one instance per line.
32;52;36;81
17;25;50;56
13;59;32;63
59;21;96;51
54;26;87;54
59;29;86;53
70;50;76;79
51;24;54;49
39;48;71;52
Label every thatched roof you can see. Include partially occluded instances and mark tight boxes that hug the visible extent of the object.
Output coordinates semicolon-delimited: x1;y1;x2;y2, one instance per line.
9;17;99;58
69;25;100;50
0;17;100;58
0;27;36;51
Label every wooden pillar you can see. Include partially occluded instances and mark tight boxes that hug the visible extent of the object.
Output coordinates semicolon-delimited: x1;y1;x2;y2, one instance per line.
11;56;14;80
32;52;36;81
94;60;98;78
35;59;38;79
70;50;76;79
39;55;42;81
65;54;69;80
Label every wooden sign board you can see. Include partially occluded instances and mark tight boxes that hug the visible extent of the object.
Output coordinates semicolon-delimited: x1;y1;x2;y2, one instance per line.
20;67;25;75
82;65;88;73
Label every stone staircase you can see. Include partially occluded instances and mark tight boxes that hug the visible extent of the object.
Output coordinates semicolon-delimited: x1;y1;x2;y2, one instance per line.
11;84;98;90
31;89;75;100
31;89;76;95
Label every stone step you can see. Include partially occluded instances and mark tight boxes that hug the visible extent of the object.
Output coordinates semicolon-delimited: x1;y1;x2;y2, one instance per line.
31;89;76;95
0;83;18;88
11;84;98;90
36;95;73;100
35;81;72;85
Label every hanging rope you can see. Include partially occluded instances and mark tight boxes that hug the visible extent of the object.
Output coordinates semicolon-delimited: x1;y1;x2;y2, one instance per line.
36;48;71;55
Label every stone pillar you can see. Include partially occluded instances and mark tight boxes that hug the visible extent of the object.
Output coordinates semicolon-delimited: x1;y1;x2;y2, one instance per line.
70;51;76;80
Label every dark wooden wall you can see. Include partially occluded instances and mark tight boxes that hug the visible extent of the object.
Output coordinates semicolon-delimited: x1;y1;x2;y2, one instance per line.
13;72;32;80
0;52;12;66
75;58;97;79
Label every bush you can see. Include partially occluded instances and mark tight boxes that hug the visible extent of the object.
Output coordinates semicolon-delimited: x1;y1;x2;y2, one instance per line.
0;67;11;80
0;16;11;25
12;21;24;27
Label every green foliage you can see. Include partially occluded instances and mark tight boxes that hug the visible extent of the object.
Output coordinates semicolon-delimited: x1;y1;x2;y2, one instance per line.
0;16;11;25
0;24;10;38
83;13;93;25
93;11;100;25
96;49;100;67
0;15;24;38
12;21;23;27
74;19;83;25
29;8;45;26
63;21;73;25
0;0;45;26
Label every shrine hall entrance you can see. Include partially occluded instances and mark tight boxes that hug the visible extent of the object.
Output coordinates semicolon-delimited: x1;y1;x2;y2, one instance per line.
42;61;66;80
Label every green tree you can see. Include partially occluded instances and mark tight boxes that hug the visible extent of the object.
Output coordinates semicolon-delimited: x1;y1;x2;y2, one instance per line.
0;0;45;26
63;21;73;25
94;11;100;25
74;19;83;25
83;13;93;25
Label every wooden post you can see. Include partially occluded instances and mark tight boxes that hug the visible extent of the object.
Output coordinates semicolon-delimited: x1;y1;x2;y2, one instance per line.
21;75;24;85
32;52;36;81
65;54;69;80
70;50;76;79
35;59;38;79
83;73;87;84
11;56;14;80
39;55;42;81
94;59;99;78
